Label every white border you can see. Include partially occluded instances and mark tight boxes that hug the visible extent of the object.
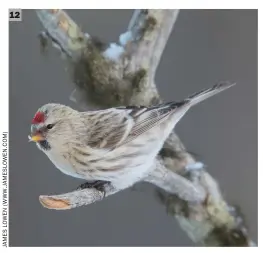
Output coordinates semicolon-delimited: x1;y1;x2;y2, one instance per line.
1;0;260;250
0;3;9;250
5;0;263;9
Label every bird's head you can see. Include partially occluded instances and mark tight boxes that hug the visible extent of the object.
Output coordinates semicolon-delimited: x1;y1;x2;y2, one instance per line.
29;103;79;152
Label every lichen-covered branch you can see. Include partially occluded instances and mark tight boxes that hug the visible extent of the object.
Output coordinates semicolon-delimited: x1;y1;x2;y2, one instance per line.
36;9;255;246
36;9;88;59
123;10;180;84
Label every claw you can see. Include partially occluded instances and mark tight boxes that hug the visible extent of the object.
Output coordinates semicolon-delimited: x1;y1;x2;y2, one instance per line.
76;180;110;198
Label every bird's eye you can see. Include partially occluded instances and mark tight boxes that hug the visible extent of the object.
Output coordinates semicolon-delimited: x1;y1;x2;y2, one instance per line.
46;124;54;130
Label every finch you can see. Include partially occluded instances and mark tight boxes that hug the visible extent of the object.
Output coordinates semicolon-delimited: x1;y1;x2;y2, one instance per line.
29;82;235;191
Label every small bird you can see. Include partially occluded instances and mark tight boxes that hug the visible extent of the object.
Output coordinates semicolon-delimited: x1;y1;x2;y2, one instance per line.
29;82;235;192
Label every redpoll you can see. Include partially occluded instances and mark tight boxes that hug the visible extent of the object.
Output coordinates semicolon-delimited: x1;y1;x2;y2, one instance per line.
29;82;235;191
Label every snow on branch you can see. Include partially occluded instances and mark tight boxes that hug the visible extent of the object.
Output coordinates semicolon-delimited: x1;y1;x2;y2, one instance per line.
36;9;255;246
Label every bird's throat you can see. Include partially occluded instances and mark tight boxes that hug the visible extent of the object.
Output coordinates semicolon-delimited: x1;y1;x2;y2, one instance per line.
38;140;51;151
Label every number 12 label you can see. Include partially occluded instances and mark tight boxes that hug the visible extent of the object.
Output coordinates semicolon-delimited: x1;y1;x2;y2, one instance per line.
9;9;22;22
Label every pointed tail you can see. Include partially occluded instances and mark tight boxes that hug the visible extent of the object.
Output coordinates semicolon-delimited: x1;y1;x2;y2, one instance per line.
186;81;236;107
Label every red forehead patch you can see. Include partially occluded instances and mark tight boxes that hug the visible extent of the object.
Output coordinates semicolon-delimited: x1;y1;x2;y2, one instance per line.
32;111;45;124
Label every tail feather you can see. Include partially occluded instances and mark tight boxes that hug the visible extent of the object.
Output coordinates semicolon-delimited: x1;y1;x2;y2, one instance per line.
186;81;236;107
144;81;236;117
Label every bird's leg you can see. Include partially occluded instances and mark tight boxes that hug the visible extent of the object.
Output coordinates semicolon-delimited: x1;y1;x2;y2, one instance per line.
76;180;110;198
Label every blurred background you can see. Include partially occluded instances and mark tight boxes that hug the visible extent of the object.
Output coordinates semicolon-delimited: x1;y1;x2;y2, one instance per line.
9;10;257;246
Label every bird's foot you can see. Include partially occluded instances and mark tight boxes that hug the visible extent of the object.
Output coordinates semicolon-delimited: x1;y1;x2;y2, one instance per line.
76;180;110;198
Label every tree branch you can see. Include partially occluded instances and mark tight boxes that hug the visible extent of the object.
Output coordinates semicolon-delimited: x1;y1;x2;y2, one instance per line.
39;161;206;210
36;9;87;59
120;10;180;90
39;183;118;210
36;9;255;246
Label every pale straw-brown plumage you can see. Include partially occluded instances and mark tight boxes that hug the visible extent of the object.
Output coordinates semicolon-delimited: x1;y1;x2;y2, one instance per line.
29;82;235;190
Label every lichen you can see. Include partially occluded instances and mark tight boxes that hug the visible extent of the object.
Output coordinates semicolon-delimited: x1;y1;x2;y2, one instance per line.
140;16;157;40
130;68;147;91
71;41;140;108
150;96;161;105
91;36;109;52
159;147;178;159
145;16;157;31
205;227;250;246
